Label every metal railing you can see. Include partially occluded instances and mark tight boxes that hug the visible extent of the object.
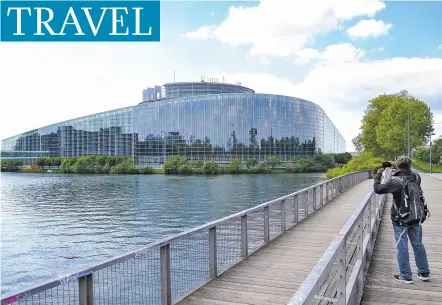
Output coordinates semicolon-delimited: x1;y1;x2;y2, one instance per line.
1;171;369;305
288;168;392;305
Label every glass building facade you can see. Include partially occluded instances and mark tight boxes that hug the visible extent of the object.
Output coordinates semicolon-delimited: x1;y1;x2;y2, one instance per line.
1;92;346;167
163;82;255;99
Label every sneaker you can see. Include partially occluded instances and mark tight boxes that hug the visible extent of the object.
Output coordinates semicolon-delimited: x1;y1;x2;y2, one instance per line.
393;274;413;284
417;273;430;281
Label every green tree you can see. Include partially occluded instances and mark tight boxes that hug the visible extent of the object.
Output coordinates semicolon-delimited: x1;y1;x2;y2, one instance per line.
326;152;384;179
164;157;187;174
432;138;442;164
13;160;24;169
245;158;258;169
413;147;430;162
177;164;193;175
352;91;434;159
52;157;63;169
315;154;336;169
203;161;218;174
227;159;243;174
36;158;46;169
334;153;352;165
45;158;53;169
265;156;280;169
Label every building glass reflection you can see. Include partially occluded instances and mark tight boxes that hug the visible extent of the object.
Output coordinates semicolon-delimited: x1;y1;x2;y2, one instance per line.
1;83;346;167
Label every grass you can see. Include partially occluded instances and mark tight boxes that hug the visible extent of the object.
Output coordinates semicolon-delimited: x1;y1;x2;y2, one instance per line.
412;160;442;173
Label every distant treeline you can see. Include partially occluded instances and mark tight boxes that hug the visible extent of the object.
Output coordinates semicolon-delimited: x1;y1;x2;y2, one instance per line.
164;153;352;175
1;159;24;172
38;156;154;175
4;152;352;175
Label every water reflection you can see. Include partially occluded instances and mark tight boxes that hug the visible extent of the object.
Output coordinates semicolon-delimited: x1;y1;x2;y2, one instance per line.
0;172;324;295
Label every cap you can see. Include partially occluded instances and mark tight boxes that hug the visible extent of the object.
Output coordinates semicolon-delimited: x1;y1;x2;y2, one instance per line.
395;155;411;169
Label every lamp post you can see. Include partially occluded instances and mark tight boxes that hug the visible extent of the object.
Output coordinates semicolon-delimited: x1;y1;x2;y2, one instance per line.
408;112;411;157
428;133;436;174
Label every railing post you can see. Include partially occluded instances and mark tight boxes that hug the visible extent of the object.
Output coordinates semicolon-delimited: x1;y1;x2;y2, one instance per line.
326;182;329;203
281;200;286;232
366;195;373;268
357;216;364;301
160;244;172;305
305;191;309;217
209;227;217;278
294;194;299;223
337;242;346;305
313;187;317;210
264;206;269;243
320;184;324;206
339;177;342;194
79;273;94;305
241;215;248;257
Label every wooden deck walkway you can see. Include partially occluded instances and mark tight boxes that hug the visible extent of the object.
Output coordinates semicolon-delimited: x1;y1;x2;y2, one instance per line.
177;179;374;305
361;174;442;305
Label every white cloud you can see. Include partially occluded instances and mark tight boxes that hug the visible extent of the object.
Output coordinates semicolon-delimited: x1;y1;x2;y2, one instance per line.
211;57;442;151
183;0;386;57
294;49;321;65
182;25;216;40
0;43;185;140
295;43;365;65
347;19;393;38
259;57;271;65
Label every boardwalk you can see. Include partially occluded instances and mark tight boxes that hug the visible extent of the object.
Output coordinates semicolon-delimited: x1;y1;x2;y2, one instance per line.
362;174;442;305
177;179;374;305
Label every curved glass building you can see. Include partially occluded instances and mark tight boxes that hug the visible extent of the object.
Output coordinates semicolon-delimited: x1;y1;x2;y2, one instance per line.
163;81;255;99
1;82;346;166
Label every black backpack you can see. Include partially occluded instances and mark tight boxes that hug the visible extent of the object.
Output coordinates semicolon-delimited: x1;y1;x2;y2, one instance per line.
392;174;429;226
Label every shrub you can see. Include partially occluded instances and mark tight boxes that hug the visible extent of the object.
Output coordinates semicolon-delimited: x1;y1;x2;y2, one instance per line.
265;156;280;169
190;160;204;169
247;167;271;174
138;166;154;174
164;157;187;174
315;154;336;169
326;152;383;179
177;164;193;175
245;158;258;169
293;159;326;173
226;159;243;174
203;161;219;174
110;160;138;175
334;152;353;165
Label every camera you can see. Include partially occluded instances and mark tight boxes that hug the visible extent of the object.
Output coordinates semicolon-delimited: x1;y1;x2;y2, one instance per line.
382;161;392;168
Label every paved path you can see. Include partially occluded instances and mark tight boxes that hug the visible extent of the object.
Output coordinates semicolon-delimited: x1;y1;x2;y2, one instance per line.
430;173;442;180
176;179;374;305
361;174;442;305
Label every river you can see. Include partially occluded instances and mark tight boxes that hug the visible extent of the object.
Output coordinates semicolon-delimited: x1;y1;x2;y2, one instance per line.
0;172;325;295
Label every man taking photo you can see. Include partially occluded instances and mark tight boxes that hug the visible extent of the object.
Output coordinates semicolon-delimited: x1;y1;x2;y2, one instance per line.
373;156;430;284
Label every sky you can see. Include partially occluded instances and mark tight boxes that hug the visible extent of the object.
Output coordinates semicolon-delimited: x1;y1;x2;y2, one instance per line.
1;0;442;151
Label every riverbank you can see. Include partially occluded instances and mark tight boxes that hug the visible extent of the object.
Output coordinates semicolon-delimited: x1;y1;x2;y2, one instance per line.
16;167;320;175
411;159;442;173
5;153;352;176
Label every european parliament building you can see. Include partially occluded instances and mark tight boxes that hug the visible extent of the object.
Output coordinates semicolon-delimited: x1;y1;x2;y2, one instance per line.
1;81;346;167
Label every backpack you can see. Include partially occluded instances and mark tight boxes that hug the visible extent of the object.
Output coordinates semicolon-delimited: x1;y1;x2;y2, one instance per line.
392;174;429;226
